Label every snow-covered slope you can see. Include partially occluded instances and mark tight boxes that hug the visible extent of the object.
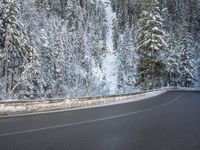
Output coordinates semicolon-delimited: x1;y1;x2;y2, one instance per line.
102;0;118;93
1;0;200;100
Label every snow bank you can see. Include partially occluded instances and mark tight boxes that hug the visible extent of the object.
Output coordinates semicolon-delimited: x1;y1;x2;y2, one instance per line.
2;87;198;117
0;89;166;117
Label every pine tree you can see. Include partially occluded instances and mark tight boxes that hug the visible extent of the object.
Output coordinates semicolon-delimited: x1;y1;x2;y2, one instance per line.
0;0;34;95
117;23;136;92
112;19;119;54
166;33;180;86
178;31;195;87
51;20;65;96
136;0;167;89
39;26;54;97
11;52;43;100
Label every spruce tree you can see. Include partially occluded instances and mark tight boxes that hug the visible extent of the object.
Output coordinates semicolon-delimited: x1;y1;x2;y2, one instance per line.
0;0;34;94
136;0;167;89
117;23;136;92
166;34;181;86
178;31;195;87
11;52;42;100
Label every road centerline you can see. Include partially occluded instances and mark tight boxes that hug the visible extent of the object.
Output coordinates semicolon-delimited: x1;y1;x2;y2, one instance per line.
0;93;184;137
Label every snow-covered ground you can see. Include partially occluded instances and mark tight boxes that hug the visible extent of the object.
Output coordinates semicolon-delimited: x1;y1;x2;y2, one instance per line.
1;87;200;117
0;89;166;117
102;0;118;93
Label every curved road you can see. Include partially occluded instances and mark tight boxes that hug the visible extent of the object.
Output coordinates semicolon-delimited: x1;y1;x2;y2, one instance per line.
0;91;200;150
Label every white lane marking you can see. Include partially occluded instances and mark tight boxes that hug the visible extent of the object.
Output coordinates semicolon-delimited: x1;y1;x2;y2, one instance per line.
0;94;183;137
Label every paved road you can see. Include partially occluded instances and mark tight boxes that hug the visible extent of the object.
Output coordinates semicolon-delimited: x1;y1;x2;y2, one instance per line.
0;91;200;150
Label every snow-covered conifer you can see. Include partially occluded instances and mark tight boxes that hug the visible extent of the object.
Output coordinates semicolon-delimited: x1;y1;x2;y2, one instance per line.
178;31;195;87
136;0;167;89
0;0;34;94
166;34;181;86
117;23;136;92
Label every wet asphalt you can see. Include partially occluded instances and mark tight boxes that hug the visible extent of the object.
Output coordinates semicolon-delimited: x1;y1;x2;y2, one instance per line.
0;91;200;150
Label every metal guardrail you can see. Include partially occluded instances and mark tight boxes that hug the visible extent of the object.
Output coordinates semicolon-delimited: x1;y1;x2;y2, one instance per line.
0;87;200;103
0;87;168;103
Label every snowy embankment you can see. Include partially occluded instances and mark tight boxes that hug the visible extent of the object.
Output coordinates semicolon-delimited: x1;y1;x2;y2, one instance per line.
102;0;118;92
0;89;166;117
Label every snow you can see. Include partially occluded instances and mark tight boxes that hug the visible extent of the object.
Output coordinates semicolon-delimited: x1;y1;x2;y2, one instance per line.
1;87;200;117
101;0;118;93
92;61;104;79
0;88;168;117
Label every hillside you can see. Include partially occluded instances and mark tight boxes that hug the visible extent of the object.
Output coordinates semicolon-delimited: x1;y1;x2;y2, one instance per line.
0;0;200;100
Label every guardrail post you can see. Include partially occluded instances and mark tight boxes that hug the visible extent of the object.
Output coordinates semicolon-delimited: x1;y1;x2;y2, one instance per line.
85;79;88;97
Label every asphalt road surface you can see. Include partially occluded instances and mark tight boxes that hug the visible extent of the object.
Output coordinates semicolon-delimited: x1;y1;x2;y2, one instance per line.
0;91;200;150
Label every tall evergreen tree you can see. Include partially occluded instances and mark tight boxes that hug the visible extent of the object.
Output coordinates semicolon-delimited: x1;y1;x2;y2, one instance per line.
166;33;180;86
0;0;34;95
178;31;195;87
136;0;167;89
117;23;136;92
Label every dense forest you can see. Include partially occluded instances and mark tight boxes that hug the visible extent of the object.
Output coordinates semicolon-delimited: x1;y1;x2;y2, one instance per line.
0;0;200;100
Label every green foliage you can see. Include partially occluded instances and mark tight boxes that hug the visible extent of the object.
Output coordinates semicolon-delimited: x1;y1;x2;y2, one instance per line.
136;0;167;89
137;57;165;89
